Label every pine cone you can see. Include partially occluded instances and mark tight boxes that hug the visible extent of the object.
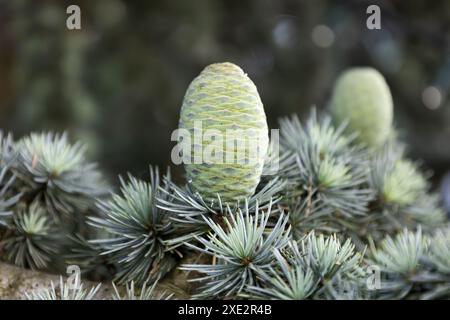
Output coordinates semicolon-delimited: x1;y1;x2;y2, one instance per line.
178;62;268;204
330;67;393;147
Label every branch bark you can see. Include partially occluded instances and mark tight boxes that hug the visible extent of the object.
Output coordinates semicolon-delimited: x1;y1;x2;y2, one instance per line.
0;258;194;300
0;262;114;299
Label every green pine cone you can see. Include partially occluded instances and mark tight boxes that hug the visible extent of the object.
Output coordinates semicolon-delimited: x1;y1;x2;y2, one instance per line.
178;62;268;204
329;67;393;147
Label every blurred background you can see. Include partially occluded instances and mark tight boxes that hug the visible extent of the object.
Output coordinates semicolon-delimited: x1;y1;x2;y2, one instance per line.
1;0;450;193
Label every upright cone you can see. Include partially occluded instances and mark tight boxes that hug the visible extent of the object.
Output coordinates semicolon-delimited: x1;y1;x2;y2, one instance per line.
330;67;393;147
178;62;268;204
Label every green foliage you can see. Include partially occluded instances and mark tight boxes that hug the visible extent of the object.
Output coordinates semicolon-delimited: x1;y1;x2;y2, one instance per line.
180;204;290;299
0;132;106;271
279;111;373;219
370;145;427;207
247;233;366;300
277;111;374;242
427;229;450;274
382;160;426;206
157;175;285;247
1;202;59;269
112;280;172;300
247;247;317;300
26;277;101;300
89;168;179;284
0;133;20;222
284;196;334;240
14;132;106;219
363;144;445;240
371;228;427;276
369;228;450;299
